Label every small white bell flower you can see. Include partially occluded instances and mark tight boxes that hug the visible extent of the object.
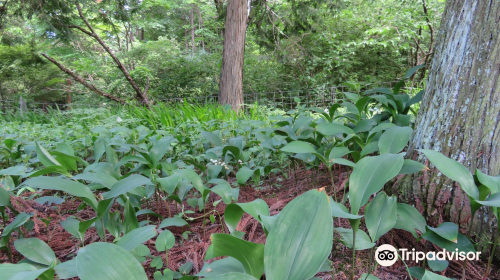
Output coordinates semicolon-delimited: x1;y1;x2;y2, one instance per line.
116;117;123;123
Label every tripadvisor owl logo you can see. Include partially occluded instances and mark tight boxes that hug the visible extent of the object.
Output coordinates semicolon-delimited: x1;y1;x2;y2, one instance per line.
375;244;482;267
375;244;398;266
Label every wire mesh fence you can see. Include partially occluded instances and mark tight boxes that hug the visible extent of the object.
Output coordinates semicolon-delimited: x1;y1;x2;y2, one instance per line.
0;81;399;116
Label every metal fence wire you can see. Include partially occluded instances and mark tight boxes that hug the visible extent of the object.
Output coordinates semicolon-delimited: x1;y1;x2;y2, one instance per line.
0;81;399;115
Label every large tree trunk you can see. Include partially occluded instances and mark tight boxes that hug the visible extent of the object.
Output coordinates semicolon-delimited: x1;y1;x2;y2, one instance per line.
396;0;500;252
219;0;248;111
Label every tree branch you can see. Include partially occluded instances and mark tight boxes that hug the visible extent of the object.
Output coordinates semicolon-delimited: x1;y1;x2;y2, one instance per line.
74;1;150;107
66;25;93;37
41;53;126;104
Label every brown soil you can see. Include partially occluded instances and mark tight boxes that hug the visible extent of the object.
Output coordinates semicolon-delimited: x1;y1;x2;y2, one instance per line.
1;165;497;280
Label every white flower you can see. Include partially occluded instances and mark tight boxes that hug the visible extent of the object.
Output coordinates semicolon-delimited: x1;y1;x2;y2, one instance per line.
116;117;123;123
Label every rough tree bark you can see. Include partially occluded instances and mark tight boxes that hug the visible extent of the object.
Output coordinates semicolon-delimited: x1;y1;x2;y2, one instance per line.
219;0;248;111
396;0;500;251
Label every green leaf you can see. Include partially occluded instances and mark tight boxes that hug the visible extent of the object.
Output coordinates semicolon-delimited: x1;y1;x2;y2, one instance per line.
316;123;354;136
236;167;256;185
353;119;376;133
360;141;379;157
7;268;50;280
195;257;244;277
157;175;180;195
50;151;78;171
280;141;316;154
76;242;147;280
360;274;381;280
2;212;33;238
156;230;175;252
477;192;500;207
210;181;234;204
335;228;375;250
116;225;157;252
422;270;452;280
29;165;71;178
36;142;61;167
179;262;193;274
408;267;425;280
264;189;333;280
72;173;118;189
224;200;270;235
93;138;107;163
476;170;500;193
365;192;397;242
60;217;82;240
378;126;413;154
159;217;188;229
54;259;78;279
393;203;427;238
0;184;11;207
330;199;363;219
149;137;173;168
427;254;449;272
201;131;223;146
427;222;458;243
0;263;37;280
150;256;163;270
210;234;264;278
22;177;97;210
103;175;152;199
367;122;396;137
202;272;258;280
173;169;206;193
349;154;404;215
420;149;479;200
422;231;475;254
14;238;56;266
403;65;426;79
398;159;426;175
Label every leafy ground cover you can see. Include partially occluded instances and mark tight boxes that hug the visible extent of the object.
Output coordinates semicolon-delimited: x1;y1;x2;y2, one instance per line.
0;70;498;280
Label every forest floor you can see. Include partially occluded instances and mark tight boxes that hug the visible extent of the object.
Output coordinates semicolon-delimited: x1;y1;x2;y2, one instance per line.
1;166;497;280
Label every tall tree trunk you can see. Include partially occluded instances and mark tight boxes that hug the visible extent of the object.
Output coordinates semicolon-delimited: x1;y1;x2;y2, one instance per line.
197;7;205;51
396;0;500;253
191;6;196;52
219;0;248;111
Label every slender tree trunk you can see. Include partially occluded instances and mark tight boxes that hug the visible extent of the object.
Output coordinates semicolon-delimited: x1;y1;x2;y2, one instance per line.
396;0;500;253
191;6;196;52
219;0;248;111
66;79;72;110
197;7;205;51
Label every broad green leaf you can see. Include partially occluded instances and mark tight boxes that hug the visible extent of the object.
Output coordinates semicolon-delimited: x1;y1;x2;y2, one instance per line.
403;65;426;79
202;272;258;280
157;175;180;195
365;192;397;242
420;149;479;200
72;173;118;189
14;238;56;266
210;234;264;278
93;138;107;163
394;203;427;238
50;151;78;171
2;212;33;237
159;217;188;229
367;122;396;137
7;268;50;280
0;184;11;206
210;181;234;204
427;255;449;272
195;257;244;277
103;175;152;199
173;169;206;193
335;228;375;250
328;147;351;159
0;263;37;279
224;199;270;235
330;199;363;219
60;217;82;240
156;230;175;252
115;155;150;170
378;126;413;154
36;142;61;167
201;131;223;146
54;259;78;279
353;119;376;133
349;154;404;214
428;222;458;243
22;177;97;209
360;274;381;280
116;225;157;252
149;137;173;167
360;141;379;157
264;189;333;280
76;242;147;280
316;123;354;136
408;267;425;280
29;166;71;178
477;192;500;207
280;141;316;154
422;231;475;254
476;170;500;193
398;159;426;175
236;167;255;185
422;270;452;280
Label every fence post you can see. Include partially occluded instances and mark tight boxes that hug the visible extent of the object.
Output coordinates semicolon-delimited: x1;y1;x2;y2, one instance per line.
19;96;27;116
